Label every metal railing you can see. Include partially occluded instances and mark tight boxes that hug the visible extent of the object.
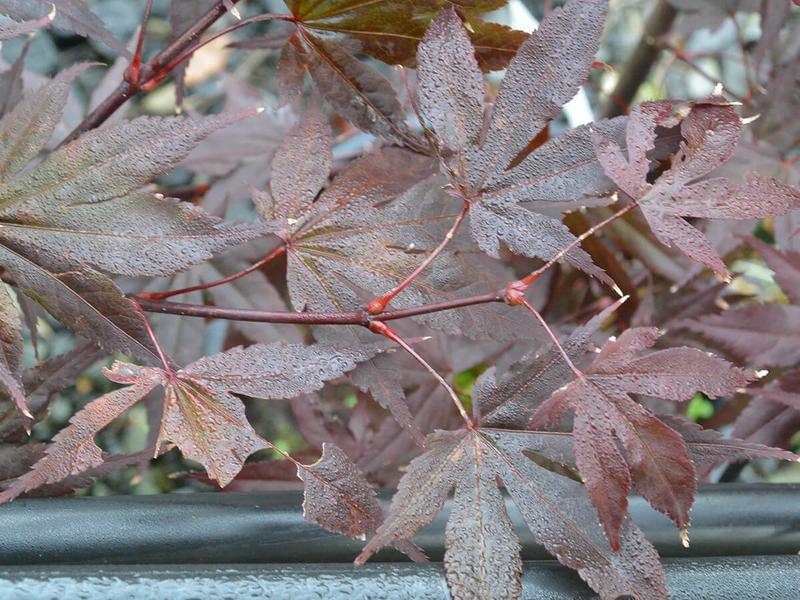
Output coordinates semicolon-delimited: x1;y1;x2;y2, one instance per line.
0;483;797;598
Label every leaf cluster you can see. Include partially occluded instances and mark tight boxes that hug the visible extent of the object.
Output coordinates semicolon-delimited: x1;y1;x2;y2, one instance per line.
0;1;799;599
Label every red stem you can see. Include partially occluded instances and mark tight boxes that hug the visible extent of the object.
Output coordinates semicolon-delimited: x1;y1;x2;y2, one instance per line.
367;201;469;314
368;322;472;427
518;299;582;378
125;0;153;86
137;245;286;301
132;300;175;378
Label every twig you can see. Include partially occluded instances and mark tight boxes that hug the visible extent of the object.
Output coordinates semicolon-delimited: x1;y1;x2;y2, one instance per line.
516;200;639;289
61;0;243;145
132;300;175;378
135;200;637;325
135;291;503;326
137;245;286;301
134;192;639;355
368;322;473;427
518;299;582;378
144;13;294;92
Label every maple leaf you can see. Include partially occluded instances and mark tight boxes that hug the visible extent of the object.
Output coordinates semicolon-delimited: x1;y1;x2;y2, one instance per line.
471;296;789;546
294;33;427;151
474;300;623;429
301;442;386;539
414;3;617;282
0;9;51;40
0;340;378;502
0;283;27;426
299;442;426;561
677;238;800;367
255;109;539;439
0;65;265;365
658;414;799;476
355;428;667;600
529;326;753;551
0;0;129;56
284;0;527;70
270;0;525;148
0;46;27;119
732;371;800;450
593;99;800;278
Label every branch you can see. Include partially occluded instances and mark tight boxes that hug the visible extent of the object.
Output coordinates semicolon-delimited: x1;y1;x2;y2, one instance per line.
134;201;641;326
61;0;243;145
135;291;504;326
132;194;643;333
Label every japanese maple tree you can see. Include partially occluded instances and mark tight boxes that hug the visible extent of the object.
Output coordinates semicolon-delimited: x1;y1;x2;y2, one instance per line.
0;1;798;599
